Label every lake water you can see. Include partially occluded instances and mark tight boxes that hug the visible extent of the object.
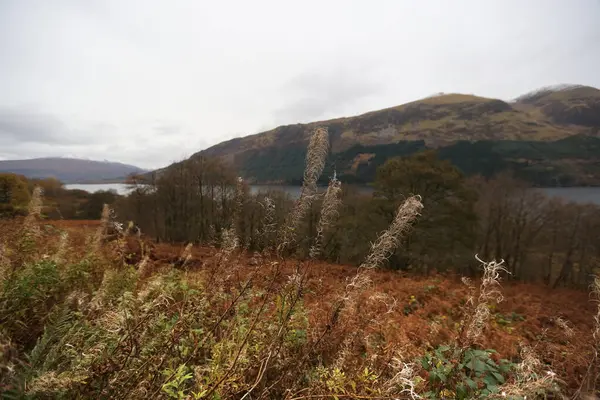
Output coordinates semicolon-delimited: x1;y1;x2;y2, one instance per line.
65;183;600;205
65;183;310;197
65;183;135;196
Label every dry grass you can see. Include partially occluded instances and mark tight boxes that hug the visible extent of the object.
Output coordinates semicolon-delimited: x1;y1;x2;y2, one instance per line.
0;209;598;398
309;175;342;259
278;127;329;255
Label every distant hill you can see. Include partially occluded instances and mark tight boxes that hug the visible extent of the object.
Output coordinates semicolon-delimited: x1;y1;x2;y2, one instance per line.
513;84;600;127
0;157;147;184
182;84;600;186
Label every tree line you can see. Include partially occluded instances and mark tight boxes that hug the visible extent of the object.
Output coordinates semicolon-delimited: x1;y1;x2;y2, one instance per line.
112;151;600;290
2;148;599;290
0;173;118;220
240;134;600;187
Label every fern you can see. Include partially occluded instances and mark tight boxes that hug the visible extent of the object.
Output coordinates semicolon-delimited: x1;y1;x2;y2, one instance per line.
28;306;75;371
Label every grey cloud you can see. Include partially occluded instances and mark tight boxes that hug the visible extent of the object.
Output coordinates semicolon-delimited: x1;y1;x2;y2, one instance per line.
273;66;384;124
101;124;209;168
0;106;193;169
0;141;106;161
153;124;182;137
0;106;119;147
1;0;599;170
0;107;71;144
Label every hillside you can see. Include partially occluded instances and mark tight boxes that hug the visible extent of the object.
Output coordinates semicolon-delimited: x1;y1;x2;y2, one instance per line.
191;85;600;186
0;157;147;183
514;84;600;127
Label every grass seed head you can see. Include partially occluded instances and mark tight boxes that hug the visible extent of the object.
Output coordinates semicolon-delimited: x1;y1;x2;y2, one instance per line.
360;195;423;270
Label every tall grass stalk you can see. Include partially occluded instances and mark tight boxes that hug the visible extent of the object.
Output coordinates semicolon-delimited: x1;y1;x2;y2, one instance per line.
465;255;509;343
52;231;69;264
260;196;276;253
359;195;423;270
0;243;8;284
574;275;600;398
93;204;111;254
278;127;329;256
18;186;43;256
309;174;342;259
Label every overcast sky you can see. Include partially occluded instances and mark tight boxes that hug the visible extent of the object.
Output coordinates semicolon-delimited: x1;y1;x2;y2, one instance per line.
1;0;599;169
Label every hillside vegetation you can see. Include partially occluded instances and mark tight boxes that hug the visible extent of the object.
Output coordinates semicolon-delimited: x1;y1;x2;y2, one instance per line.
121;137;600;290
192;85;600;185
2;128;600;398
0;173;121;219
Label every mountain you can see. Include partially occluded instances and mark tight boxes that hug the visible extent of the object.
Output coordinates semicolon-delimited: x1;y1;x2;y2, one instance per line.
186;85;600;186
0;157;148;184
514;84;600;127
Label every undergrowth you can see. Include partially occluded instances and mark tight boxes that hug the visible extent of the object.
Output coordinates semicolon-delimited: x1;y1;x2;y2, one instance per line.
0;128;598;399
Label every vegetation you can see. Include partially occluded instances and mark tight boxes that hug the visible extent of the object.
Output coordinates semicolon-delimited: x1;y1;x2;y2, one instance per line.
235;134;600;187
1;128;600;398
117;149;600;290
0;173;30;217
0;173;120;220
194;85;600;186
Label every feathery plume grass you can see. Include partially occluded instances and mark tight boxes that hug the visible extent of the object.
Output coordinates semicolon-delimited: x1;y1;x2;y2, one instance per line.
0;243;9;284
52;231;69;264
359;195;423;270
278;127;329;255
233;177;245;240
516;344;543;378
367;292;398;314
592;276;600;348
386;357;421;399
88;269;115;311
315;194;423;352
260;196;276;252
208;224;217;246
332;336;354;369
302;127;329;194
554;316;574;338
309;174;342;259
461;276;476;306
21;186;44;242
179;243;193;268
574;275;600;398
218;228;239;263
137;255;151;278
466;255;509;343
93;204;111;253
492;344;559;399
25;186;43;221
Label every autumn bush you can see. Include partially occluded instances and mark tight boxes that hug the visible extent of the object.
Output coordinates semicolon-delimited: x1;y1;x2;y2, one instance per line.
1;128;599;399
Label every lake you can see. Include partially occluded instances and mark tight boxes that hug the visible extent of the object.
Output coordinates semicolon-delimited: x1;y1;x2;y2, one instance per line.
65;183;310;197
65;183;328;198
65;183;600;205
65;183;135;196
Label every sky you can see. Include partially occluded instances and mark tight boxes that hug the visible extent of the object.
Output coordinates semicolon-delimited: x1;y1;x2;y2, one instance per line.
1;0;599;169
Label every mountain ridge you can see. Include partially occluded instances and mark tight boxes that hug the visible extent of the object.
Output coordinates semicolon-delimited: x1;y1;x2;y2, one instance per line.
0;157;147;184
184;85;600;186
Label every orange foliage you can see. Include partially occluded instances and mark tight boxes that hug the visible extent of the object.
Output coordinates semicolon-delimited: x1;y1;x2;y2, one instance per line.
2;217;595;392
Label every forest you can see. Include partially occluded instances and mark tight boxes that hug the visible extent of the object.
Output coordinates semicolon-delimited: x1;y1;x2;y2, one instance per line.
114;149;600;290
3;142;600;291
232;134;600;187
